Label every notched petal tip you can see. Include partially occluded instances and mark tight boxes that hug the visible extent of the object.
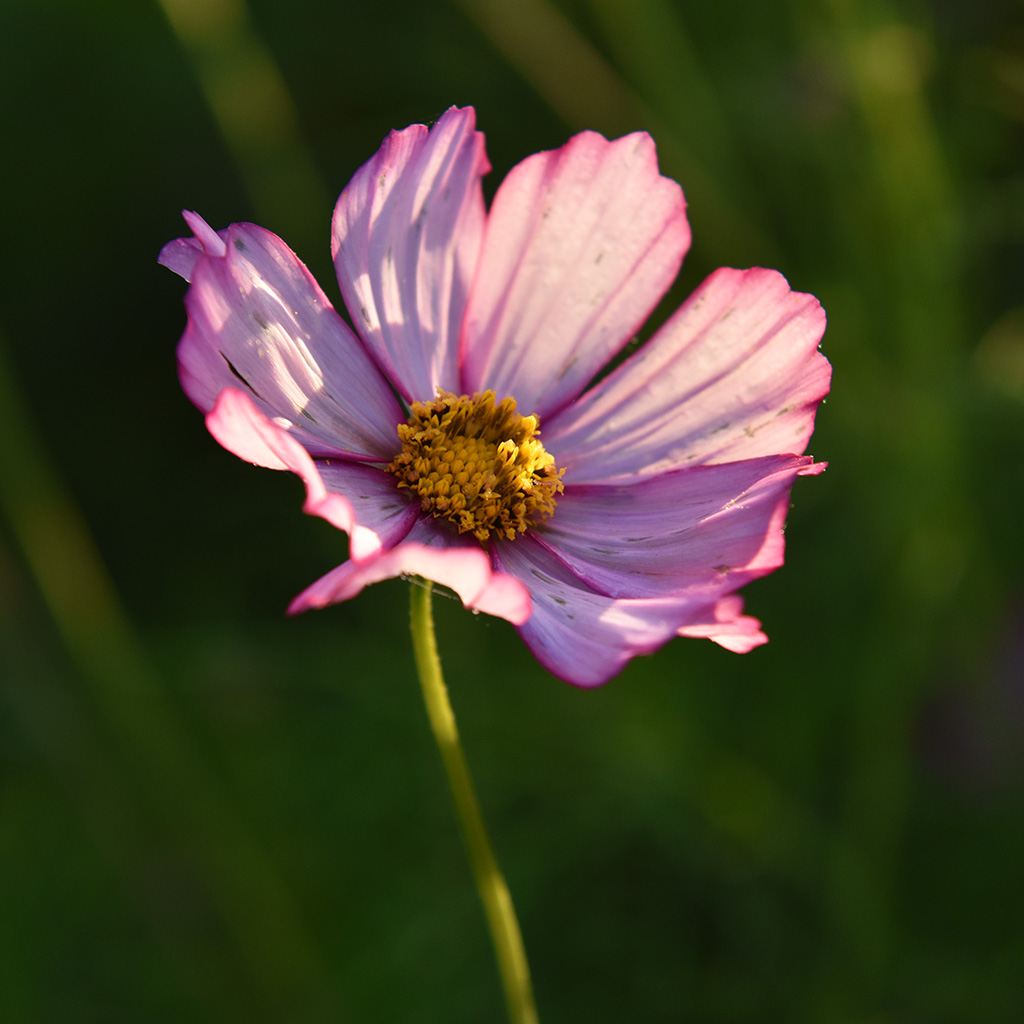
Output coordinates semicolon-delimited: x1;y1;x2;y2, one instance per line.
158;210;228;282
176;220;404;456
677;596;769;653
182;210;228;256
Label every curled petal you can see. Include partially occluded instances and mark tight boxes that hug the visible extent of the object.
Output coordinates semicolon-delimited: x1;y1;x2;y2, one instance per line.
173;215;404;461
206;389;411;562
461;129;689;420
545;267;830;482
289;518;532;624
493;537;698;687
539;455;820;599
333;106;489;403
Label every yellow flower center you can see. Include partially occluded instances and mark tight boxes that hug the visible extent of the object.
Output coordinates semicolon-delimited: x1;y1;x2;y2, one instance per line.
388;390;564;543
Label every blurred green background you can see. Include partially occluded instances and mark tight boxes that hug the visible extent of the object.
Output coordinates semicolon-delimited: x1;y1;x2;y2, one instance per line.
2;0;1023;1020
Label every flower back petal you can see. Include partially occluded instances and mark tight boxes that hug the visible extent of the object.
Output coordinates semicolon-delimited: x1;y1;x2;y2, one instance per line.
332;106;489;403
545;267;830;483
460;129;689;420
176;219;405;461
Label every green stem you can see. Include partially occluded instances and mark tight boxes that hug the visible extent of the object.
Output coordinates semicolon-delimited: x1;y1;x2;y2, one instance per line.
409;581;539;1024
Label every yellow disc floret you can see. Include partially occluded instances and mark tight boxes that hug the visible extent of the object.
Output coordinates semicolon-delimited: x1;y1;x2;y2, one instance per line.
388;390;564;542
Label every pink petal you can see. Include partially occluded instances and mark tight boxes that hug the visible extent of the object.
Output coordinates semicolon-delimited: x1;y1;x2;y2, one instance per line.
537;455;819;599
332;106;489;403
175;219;405;462
158;211;228;281
460;129;689;420
493;536;698;687
289;518;532;624
545;267;831;483
676;595;768;653
206;389;413;562
317;460;420;562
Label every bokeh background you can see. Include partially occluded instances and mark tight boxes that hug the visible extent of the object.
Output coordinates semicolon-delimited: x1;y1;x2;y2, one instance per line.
2;0;1023;1020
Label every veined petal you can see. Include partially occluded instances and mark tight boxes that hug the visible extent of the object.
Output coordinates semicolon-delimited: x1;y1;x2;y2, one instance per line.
545;267;830;483
494;537;697;687
460;129;689;420
174;216;404;461
333;106;489;403
206;389;414;562
289;518;532;624
537;455;820;599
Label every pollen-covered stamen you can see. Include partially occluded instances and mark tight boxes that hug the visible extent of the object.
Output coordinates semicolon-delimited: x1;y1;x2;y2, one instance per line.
388;390;564;542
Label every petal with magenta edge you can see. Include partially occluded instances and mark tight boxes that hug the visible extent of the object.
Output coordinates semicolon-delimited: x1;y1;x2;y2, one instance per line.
545;267;830;483
333;106;489;403
460;129;689;420
206;389;408;562
316;460;420;562
289;517;532;625
494;536;698;687
538;455;819;599
176;218;404;461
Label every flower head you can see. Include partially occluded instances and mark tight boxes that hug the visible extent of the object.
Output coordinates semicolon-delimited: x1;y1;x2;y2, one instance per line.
160;106;830;686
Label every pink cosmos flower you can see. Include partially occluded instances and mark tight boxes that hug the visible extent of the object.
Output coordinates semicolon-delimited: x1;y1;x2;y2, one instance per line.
160;106;830;687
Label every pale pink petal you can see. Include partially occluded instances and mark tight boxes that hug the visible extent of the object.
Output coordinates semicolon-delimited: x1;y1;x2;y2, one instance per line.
460;129;689;420
206;389;412;562
332;106;489;403
544;267;830;483
537;455;820;599
175;218;404;461
289;518;532;624
493;537;698;687
158;211;229;280
676;595;768;653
